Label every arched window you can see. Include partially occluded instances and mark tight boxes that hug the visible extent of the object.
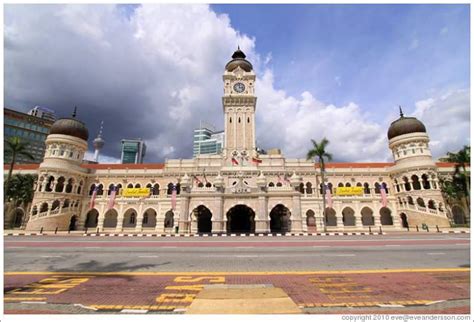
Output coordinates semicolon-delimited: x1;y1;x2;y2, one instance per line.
411;175;421;190
403;177;411;191
417;197;425;208
164;211;174;228
421;174;430;189
134;183;141;188
167;183;174;195
108;184;115;195
328;183;333;193
269;182;275;187
152;183;160;195
45;176;54;192
130;213;136;224
394;179;400;192
127;183;133;188
338;183;344;188
428;200;436;209
374;183;381;194
364;183;370;194
65;178;74;193
176;183;181;194
96;184;104;196
238;117;241;123
298;183;304;193
407;196;414;205
276;182;283;187
32;206;38;216
247;117;250;123
116;184;122;195
382;182;389;194
143;213;148;224
205;182;212;188
306;182;312;194
89;184;96;196
345;182;351;187
198;182;204;188
40;203;48;213
229;117;232;123
356;182;362;187
78;181;83;194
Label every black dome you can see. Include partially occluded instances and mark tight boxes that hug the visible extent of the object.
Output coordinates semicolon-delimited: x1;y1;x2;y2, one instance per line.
50;117;89;141
225;48;253;72
387;109;426;140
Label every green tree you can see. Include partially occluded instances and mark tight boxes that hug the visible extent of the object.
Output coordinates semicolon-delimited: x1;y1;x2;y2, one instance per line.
306;138;332;231
4;137;35;196
440;145;470;197
5;174;36;205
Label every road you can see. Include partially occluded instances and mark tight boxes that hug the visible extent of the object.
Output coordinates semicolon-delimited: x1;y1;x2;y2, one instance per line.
5;233;470;272
4;233;471;314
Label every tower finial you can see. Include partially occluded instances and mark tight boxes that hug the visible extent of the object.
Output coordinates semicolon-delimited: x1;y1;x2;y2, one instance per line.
237;45;240;50
399;105;404;117
98;121;104;138
72;106;77;118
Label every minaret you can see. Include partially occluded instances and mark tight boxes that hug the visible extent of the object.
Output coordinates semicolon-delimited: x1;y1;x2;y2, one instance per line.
222;48;257;161
92;121;105;163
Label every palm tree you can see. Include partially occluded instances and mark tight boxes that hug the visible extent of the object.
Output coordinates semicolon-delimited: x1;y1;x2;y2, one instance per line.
440;145;470;197
306;138;332;231
4;137;35;195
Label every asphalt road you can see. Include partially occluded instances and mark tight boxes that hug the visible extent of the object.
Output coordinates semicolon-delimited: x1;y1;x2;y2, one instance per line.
4;233;470;272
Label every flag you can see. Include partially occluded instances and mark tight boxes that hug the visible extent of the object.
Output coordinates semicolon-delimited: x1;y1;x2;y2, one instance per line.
252;157;262;164
171;184;177;210
325;184;333;209
231;157;239;165
107;185;116;209
380;183;388;207
283;174;291;183
193;175;202;185
277;175;282;183
89;186;99;209
203;172;208;183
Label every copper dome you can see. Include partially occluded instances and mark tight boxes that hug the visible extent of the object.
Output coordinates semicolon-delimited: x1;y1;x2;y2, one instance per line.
387;109;426;140
50;110;89;141
225;48;253;72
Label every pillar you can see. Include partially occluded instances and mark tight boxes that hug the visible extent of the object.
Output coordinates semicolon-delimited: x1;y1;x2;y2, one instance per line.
116;204;125;232
135;202;144;232
212;196;225;233
291;194;303;232
178;194;190;233
255;195;268;233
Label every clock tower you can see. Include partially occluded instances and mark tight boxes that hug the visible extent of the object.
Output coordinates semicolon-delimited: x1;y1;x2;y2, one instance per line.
222;48;257;162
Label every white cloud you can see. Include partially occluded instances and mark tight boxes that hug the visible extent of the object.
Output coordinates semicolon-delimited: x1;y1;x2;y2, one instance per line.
440;27;449;35
4;4;469;164
413;89;470;158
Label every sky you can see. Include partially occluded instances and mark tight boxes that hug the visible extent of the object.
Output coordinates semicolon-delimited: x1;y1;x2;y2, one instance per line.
4;4;470;163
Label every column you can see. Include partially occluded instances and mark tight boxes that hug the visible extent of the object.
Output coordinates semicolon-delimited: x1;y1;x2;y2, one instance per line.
97;204;106;232
155;204;164;233
116;204;125;232
255;195;268;233
135;202;144;232
178;194;190;233
354;202;363;228
408;180;414;191
291;194;303;232
336;215;344;229
212;196;225;233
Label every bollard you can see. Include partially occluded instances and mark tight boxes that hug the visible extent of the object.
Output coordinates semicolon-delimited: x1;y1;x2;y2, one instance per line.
96;227;99;234
407;225;410;232
379;226;382;234
416;225;419;232
85;227;88;234
55;227;58;234
426;225;429;232
40;227;43;234
369;226;372;233
436;225;440;233
68;228;71;234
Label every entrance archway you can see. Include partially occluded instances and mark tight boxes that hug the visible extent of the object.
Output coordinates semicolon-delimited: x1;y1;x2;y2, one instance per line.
103;209;118;228
361;207;374;226
306;210;316;232
380;207;393;225
142;209;157;228
85;209;99;228
400;213;409;228
123;208;137;228
270;204;291;233
194;205;212;233
226;205;255;233
342;207;355;226
69;215;77;231
325;208;337;226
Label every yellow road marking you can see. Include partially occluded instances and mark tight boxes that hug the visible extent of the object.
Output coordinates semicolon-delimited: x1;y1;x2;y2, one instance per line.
4;268;469;276
4;297;47;301
298;300;434;308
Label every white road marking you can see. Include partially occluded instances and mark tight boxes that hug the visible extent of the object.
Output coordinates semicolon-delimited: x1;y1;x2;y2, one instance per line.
427;253;446;255
322;254;355;257
40;255;62;258
121;309;148;313
138;255;160;258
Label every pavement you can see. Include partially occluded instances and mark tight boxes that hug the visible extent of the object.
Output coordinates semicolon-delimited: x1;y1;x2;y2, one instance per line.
3;233;471;315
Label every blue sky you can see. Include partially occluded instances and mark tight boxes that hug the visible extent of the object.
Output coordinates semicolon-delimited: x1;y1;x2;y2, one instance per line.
4;4;470;162
212;4;470;123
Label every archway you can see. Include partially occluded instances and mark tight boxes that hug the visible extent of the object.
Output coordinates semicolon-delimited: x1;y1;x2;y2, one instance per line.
400;213;409;228
325;208;337;226
226;205;255;233
69;215;78;231
380;207;393;225
360;207;374;226
103;209;118;228
164;210;174;228
342;207;355;226
85;209;99;228
142;209;157;228
306;210;316;232
452;206;466;225
123;208;137;228
13;208;24;228
270;204;291;233
194;205;212;233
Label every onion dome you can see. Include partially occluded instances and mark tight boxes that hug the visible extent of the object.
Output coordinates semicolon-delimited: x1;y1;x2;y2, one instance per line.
49;107;89;141
387;107;426;140
225;47;253;72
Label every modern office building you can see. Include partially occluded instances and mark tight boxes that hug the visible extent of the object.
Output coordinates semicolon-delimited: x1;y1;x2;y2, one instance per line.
4;107;55;164
193;127;224;157
121;139;146;164
28;106;56;123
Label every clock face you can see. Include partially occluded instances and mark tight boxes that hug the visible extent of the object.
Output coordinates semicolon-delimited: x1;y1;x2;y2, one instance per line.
233;82;245;93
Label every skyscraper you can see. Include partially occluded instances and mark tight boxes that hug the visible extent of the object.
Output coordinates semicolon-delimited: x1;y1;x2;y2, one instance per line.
121;139;146;164
193;127;224;157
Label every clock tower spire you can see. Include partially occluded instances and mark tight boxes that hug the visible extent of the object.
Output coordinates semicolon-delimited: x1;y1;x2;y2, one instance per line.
222;48;257;162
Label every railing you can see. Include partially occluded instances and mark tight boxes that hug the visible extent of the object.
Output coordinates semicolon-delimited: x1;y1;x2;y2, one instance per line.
192;187;216;192
267;186;292;192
